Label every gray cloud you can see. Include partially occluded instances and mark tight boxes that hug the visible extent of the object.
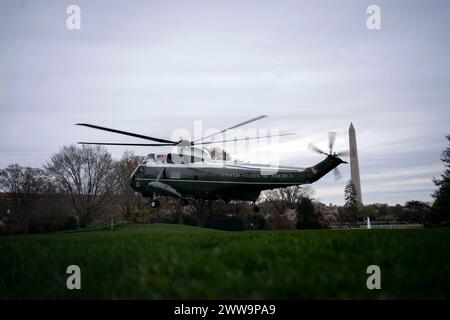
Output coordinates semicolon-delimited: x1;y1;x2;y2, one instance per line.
1;0;449;204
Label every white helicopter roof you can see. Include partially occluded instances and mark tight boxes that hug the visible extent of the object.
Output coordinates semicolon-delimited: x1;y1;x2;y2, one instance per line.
144;146;212;163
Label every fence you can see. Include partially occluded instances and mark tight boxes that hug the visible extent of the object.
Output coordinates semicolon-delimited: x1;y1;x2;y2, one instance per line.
329;222;424;229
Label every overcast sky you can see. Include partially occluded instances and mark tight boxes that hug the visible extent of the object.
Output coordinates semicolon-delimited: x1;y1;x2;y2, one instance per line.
1;0;449;205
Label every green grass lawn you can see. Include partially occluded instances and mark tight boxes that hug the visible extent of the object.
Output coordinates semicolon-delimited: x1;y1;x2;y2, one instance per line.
0;224;449;299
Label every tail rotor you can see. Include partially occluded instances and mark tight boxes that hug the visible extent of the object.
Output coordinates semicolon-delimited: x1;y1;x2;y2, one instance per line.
308;131;349;180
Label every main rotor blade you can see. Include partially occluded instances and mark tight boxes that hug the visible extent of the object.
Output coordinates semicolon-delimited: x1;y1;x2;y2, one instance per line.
329;131;337;154
336;150;350;157
333;167;342;180
77;142;175;146
192;115;268;144
76;123;177;144
193;132;296;145
308;143;327;155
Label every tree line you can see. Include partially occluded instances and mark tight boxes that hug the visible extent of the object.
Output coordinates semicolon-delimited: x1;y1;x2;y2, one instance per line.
0;146;142;233
341;135;450;227
0;135;449;234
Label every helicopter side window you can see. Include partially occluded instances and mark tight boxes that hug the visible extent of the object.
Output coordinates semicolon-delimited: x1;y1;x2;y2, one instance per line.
182;155;204;164
166;154;174;164
134;165;145;177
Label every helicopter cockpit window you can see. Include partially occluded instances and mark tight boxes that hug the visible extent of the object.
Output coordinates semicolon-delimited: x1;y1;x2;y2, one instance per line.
165;153;202;164
136;165;145;176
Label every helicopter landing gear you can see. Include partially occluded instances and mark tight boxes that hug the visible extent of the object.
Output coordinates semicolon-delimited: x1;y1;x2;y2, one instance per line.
149;199;160;209
251;202;260;213
180;198;189;206
149;192;160;209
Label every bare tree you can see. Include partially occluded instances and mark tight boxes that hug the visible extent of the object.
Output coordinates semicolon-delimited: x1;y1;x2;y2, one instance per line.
45;145;116;227
263;185;315;216
113;151;144;220
187;199;226;227
164;197;185;224
0;164;49;233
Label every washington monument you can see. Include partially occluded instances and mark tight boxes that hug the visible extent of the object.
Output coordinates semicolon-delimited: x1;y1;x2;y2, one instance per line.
349;122;362;204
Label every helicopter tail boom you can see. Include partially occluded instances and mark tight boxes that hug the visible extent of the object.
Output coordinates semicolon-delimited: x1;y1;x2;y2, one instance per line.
308;155;346;183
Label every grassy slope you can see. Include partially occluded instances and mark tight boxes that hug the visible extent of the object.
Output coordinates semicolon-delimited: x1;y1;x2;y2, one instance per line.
0;224;449;299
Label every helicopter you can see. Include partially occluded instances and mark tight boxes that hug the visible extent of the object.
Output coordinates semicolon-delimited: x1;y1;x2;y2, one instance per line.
76;116;348;212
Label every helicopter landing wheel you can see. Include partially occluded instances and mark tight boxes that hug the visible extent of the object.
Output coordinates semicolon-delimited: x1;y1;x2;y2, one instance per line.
180;198;189;206
150;199;160;209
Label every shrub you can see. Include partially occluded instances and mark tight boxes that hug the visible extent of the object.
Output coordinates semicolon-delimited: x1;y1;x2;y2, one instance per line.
296;197;321;229
63;216;79;230
213;215;245;231
182;214;198;226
